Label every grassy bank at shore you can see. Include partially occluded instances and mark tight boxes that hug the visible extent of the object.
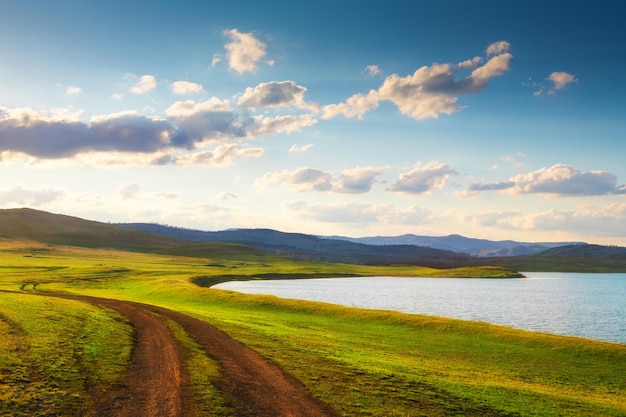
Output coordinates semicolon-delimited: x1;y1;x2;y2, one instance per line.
0;241;624;416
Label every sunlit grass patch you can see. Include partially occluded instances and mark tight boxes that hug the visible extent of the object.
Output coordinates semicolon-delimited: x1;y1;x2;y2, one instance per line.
0;292;132;416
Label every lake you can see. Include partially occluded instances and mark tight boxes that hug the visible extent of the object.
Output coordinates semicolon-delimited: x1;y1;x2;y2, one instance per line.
214;273;626;344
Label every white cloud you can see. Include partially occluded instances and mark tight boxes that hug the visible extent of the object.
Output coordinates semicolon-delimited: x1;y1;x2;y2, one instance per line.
223;29;267;74
251;114;318;136
118;183;141;200
548;71;577;94
335;166;385;194
257;167;334;192
0;185;65;206
321;90;380;120
456;56;482;69
257;165;384;194
365;65;381;76
171;81;205;95
66;85;83;95
173;144;264;166
387;161;458;195
465;164;625;197
531;71;577;96
111;93;124;100
509;164;622;196
323;41;512;121
130;75;157;94
164;98;245;143
486;41;511;56
237;81;318;111
289;143;313;153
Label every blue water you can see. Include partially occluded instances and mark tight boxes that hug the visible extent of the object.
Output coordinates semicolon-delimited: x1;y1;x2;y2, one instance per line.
214;273;626;344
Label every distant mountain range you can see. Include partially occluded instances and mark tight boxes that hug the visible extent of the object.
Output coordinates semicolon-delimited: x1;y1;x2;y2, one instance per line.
0;208;624;272
117;223;472;267
326;234;585;257
118;223;582;257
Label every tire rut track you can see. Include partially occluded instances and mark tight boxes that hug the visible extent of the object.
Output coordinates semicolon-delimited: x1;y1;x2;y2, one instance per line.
46;293;338;417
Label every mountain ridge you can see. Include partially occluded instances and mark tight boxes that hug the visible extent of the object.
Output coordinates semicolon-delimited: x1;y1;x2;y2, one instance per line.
326;233;585;257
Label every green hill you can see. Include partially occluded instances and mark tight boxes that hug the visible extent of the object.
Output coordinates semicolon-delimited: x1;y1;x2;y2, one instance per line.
0;208;265;259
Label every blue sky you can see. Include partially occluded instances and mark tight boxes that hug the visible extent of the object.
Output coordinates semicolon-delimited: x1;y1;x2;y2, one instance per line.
1;1;625;245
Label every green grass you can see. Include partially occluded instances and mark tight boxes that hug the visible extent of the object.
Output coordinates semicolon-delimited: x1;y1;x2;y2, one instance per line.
0;292;132;416
0;239;624;416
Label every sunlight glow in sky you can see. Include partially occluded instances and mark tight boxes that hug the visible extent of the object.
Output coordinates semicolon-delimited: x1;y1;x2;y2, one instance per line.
1;1;625;245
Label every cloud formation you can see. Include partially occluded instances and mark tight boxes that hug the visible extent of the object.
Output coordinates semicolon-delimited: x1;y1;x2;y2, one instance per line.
467;203;626;238
321;90;379;120
257;166;384;194
171;81;205;95
548;71;577;93
0;107;185;159
466;164;625;197
222;29;268;74
365;65;381;76
289;143;313;153
323;41;512;120
387;161;458;195
173;144;264;166
66;85;83;95
237;81;317;111
118;183;141;200
130;75;157;94
0;185;65;205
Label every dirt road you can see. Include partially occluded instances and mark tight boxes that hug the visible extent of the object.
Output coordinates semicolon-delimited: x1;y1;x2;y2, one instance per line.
51;294;338;417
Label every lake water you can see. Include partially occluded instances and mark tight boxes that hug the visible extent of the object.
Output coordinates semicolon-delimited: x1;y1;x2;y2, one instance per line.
214;273;626;344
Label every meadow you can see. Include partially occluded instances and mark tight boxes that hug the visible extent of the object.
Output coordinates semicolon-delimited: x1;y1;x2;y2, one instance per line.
0;238;624;416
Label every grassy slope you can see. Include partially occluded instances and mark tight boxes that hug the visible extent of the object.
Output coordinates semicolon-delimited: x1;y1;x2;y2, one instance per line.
0;240;624;417
0;291;132;417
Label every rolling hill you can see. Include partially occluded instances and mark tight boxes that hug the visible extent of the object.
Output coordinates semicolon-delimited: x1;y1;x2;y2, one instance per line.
0;208;265;259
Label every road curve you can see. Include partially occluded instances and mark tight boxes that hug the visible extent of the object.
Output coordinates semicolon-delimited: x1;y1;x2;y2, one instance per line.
46;293;338;417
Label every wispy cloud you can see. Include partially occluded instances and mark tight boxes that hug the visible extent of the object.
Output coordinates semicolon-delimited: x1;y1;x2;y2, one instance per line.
365;65;381;76
118;183;141;200
530;71;577;96
66;85;83;95
0;185;65;205
323;41;512;120
173;144;264;166
289;143;313;153
386;161;458;195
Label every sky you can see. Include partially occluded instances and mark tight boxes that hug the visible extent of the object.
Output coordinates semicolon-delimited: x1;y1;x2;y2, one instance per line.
1;0;625;245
